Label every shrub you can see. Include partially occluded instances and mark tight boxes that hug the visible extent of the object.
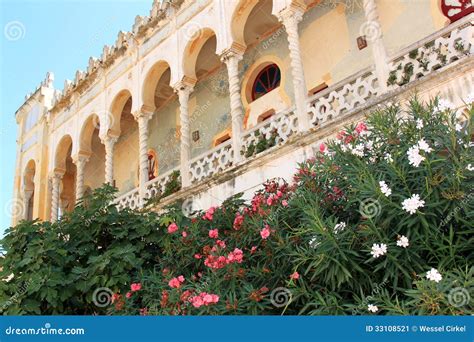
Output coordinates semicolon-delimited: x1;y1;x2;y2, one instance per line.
1;97;472;315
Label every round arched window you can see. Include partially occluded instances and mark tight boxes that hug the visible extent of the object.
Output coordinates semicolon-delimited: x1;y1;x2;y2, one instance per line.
251;64;281;101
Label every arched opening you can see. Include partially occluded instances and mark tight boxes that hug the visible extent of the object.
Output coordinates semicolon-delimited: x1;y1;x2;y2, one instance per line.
79;114;106;191
182;28;231;157
109;91;139;194
23;160;36;221
231;0;279;48
55;135;76;216
232;0;290;129
144;62;181;175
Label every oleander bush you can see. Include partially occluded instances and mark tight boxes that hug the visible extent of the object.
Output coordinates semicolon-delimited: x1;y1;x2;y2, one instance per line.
0;97;473;315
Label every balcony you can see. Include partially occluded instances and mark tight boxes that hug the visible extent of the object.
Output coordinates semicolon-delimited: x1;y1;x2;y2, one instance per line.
114;16;473;211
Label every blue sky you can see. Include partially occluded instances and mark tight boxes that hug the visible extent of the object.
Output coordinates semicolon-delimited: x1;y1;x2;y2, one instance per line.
0;0;152;236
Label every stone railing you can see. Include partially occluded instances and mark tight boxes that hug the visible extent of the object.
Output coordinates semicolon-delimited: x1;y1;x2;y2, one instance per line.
307;67;380;127
115;187;140;211
144;167;180;200
189;140;233;184
387;16;472;88
241;107;299;158
115;17;473;210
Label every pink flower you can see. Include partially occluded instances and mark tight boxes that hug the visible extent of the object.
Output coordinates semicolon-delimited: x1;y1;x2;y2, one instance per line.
182;231;188;238
168;275;185;289
260;225;271;240
131;283;142;292
282;200;288;207
290;272;300;280
209;229;218;239
250;246;257;254
227;248;244;264
190;292;219;308
355;122;367;134
266;196;274;206
168;223;178;234
126;292;132;298
216;239;226;248
194;253;202;259
319;143;327;153
203;207;216;221
233;213;244;230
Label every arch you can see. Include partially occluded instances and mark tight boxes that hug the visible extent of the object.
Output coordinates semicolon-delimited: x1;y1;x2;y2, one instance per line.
182;27;219;80
231;0;278;47
109;89;133;135
79;113;100;153
251;63;281;101
142;60;172;112
55;135;73;171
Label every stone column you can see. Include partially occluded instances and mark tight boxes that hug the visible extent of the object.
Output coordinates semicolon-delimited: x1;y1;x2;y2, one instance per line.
362;0;389;93
222;48;244;163
135;110;153;205
278;6;311;132
50;171;64;222
101;135;118;185
174;82;194;188
72;154;90;202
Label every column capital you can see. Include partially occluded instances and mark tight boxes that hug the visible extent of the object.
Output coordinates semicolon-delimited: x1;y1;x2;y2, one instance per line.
277;5;304;24
72;151;91;165
132;105;154;121
100;133;119;146
220;44;245;63
51;168;66;179
173;78;196;94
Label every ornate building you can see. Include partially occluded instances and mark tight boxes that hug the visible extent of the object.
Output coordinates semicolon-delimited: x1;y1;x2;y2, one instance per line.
11;0;473;224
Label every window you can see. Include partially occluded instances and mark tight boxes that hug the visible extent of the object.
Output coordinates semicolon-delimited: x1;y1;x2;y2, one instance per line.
251;64;281;101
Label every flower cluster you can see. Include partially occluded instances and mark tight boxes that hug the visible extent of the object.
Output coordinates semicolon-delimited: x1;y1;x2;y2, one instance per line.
189;292;219;308
370;243;387;258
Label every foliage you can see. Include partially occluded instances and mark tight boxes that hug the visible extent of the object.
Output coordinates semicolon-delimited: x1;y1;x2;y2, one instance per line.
1;97;473;315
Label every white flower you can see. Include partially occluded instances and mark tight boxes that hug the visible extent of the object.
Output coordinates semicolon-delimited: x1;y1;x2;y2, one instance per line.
368;304;379;313
416;119;424;129
396;235;409;248
384;153;393;163
334;222;346;233
351;144;365;157
455;123;463;132
365;141;374;150
464;92;474;105
370;243;388;258
467;164;474;171
402;194;425;215
379;181;392;197
426;268;442;283
435;99;454;112
417;139;433;153
309;236;320;249
407;146;425;167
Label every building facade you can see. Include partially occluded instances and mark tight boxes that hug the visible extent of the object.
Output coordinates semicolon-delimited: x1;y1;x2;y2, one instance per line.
11;0;473;225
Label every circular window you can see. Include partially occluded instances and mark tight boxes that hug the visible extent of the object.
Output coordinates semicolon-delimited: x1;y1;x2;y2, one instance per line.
251;64;281;101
